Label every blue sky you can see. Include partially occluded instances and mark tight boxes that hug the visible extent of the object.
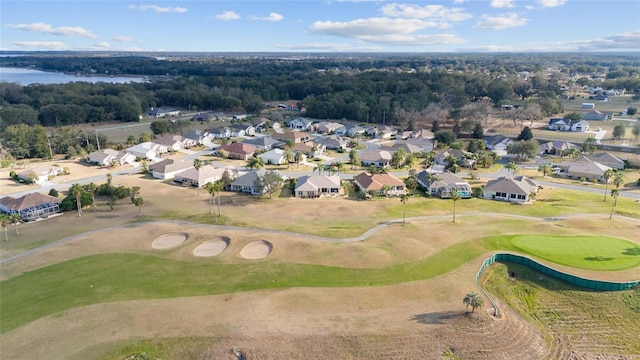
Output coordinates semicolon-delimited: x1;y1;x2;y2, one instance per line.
1;0;639;52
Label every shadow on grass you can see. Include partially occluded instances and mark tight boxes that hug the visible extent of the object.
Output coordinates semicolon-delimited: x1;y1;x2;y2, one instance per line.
584;256;614;262
411;311;466;325
623;248;640;256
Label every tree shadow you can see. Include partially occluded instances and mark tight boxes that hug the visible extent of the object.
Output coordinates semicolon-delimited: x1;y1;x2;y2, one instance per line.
584;256;614;262
411;311;465;325
623;247;640;256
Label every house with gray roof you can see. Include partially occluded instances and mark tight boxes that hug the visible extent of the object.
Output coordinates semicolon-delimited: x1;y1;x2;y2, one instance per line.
0;193;61;221
359;149;393;168
242;136;283;150
288;117;314;131
584;152;625;170
483;176;539;203
294;175;342;198
416;170;472;199
148;159;193;179
555;158;612;182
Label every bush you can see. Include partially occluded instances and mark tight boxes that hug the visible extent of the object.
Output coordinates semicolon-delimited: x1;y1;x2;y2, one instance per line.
60;192;93;212
9;170;17;178
49;188;59;197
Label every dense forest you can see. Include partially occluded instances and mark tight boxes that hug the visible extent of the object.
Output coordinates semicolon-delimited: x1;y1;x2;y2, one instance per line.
1;53;640;159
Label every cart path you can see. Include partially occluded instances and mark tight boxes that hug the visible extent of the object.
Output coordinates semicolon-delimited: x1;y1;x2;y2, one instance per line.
2;212;639;265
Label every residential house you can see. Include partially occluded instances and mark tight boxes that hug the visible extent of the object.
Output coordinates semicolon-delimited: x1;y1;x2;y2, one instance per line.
584;152;625;170
210;127;231;139
0;192;61;222
402;138;436;152
271;131;311;144
183;129;214;145
174;165;238;187
316;121;345;135
218;142;258;160
229;169;285;195
538;141;580;155
345;124;367;137
484;135;513;151
288;117;314;131
416;170;472;199
483;176;539;203
359;149;393;168
86;149;134;167
555;158;611;182
154;135;196;151
435;149;475;168
148;159;193;179
17;166;63;184
147;107;180;118
292;141;325;158
353;172;406;196
241;136;283;150
381;141;423;155
251;117;269;133
258;148;287;165
582;110;613;121
126;142;166;159
294;175;342;198
548;118;589;132
229;124;256;137
376;125;398;139
411;128;434;139
315;135;350;150
191;112;215;122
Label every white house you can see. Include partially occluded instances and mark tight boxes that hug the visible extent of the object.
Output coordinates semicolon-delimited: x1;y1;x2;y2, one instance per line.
258;148;287;165
548;118;589;132
16;166;62;184
288;117;314;131
126;142;166;159
483;176;539;203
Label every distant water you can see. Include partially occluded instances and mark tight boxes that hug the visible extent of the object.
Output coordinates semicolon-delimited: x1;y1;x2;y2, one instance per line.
0;67;146;85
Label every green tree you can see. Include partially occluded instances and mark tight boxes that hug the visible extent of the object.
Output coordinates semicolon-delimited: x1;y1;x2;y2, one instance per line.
247;156;265;169
609;189;619;219
381;184;392;198
564;112;583;120
205;181;217;217
284;148;294;168
471;122;484;139
463;292;485;313
10;213;21;236
213;180;224;218
392;148;407;169
632;123;640;143
400;193;409;227
516;126;533;141
613;124;626;140
603;169;615;202
507;139;538;161
582;137;598;153
451;188;461;223
70;183;84;217
505;162;520;178
0;214;10;242
434;130;456;146
627;107;637;116
254;170;283;199
538;164;552;177
613;170;624;189
133;197;144;214
86;182;98;212
349;149;360;169
139;131;153;143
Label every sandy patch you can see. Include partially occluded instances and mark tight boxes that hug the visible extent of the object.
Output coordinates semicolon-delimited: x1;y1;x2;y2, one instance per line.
152;233;188;249
240;240;272;259
192;237;229;257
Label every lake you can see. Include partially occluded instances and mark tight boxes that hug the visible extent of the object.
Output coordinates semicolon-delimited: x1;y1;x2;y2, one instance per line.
0;67;147;85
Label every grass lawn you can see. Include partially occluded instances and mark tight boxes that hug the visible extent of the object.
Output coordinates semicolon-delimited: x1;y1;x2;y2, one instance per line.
1;231;635;334
511;235;640;271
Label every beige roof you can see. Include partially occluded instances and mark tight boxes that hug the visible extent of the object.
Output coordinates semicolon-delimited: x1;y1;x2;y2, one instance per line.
295;175;341;192
0;193;61;211
484;176;538;196
353;172;404;191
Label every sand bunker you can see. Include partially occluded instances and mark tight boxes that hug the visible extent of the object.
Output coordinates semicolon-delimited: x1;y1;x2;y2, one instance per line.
192;237;230;257
152;233;188;249
239;240;273;259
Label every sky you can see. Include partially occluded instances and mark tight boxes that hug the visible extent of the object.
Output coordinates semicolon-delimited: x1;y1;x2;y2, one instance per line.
1;0;639;53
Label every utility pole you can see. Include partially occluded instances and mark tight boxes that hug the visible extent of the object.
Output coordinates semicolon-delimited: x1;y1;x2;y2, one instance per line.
95;130;101;150
47;138;53;160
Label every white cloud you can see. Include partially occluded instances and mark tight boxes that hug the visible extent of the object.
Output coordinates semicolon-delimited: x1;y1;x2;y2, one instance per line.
472;13;527;30
490;0;515;8
357;33;465;46
215;11;241;20
114;35;134;42
536;0;568;7
7;23;97;38
263;12;284;22
12;41;68;50
380;3;472;22
453;0;468;3
311;17;448;37
577;30;640;50
273;42;352;51
456;45;515;52
93;42;111;49
127;5;187;13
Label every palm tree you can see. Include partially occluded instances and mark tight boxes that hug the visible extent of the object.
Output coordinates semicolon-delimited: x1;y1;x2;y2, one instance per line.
129;186;141;203
294;151;304;169
284;148;294;168
610;189;620;219
334;161;346;175
505;162;519;178
392;148;407;169
0;214;10;241
602;169;615;202
193;159;203;195
133;197;144;215
106;173;113;187
613;171;624;190
213;180;224;218
87;182;98;212
450;188;461;223
205;182;217;216
70;184;83;217
400;193;409;226
381;184;392;198
10;213;21;236
107;197;117;211
463;292;485;313
349;149;360;170
247;156;264;169
538;164;552;177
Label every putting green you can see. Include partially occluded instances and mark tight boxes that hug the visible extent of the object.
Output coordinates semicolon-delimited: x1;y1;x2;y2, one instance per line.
511;235;640;271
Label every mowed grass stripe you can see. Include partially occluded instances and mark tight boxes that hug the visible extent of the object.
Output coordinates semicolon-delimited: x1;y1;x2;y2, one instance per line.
1;234;637;334
512;235;640;271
